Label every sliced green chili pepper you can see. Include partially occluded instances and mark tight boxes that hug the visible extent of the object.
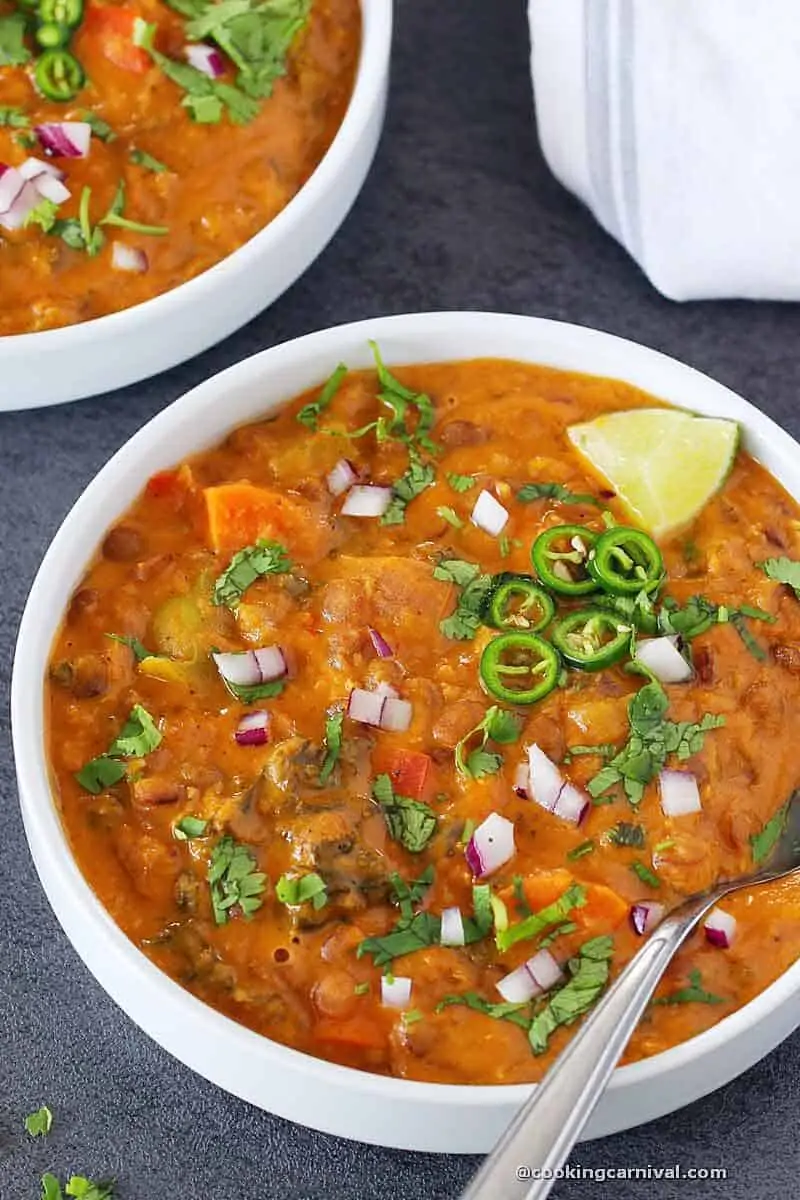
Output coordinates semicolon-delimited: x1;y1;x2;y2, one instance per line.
34;49;84;101
480;632;561;705
551;608;630;671
40;0;84;24
36;22;71;49
531;525;597;596
588;526;664;595
483;573;555;633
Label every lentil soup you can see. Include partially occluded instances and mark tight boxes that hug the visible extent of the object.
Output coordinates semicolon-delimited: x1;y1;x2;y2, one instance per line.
0;0;360;334
46;353;800;1084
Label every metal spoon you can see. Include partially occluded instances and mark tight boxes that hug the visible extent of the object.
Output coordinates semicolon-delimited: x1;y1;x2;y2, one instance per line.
461;791;800;1200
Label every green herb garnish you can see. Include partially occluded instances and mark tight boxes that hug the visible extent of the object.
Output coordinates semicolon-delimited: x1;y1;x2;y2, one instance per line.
81;112;116;142
130;147;168;173
173;815;208;841
275;872;327;910
653;968;724;1006
357;866;438;966
0;105;29;127
224;677;286;704
40;1175;116;1200
436;992;532;1030
75;704;162;793
23;198;58;233
630;859;660;888
370;340;437;455
25;1106;53;1137
101;177;169;236
760;556;800;599
319;709;344;785
496;883;586;954
750;801;790;865
607;822;646;849
563;743;616;765
136;18;260;123
454;704;522;779
106;632;149;661
434;558;493;640
207;836;266;923
517;482;601;507
0;13;30;66
354;981;370;995
372;774;436;853
381;450;436;526
437;505;463;529
446;472;476;493
529;935;614;1053
212;538;291;609
297;362;348;430
566;840;595;861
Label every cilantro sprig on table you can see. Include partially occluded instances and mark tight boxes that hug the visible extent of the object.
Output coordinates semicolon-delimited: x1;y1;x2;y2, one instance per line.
372;774;437;853
207;836;267;923
454;705;522;779
586;678;725;806
434;558;493;640
75;704;162;793
41;1176;115;1200
25;1106;53;1137
212;538;291;609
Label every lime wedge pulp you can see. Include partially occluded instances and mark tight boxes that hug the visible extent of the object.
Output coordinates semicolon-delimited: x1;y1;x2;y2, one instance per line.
567;408;739;537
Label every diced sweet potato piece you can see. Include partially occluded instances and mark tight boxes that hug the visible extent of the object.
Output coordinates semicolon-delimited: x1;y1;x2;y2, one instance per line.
204;483;333;563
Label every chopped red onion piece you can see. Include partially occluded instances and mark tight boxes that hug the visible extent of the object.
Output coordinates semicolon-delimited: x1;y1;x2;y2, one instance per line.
704;906;736;949
212;646;287;689
185;41;226;78
470;489;509;536
635;636;693;684
0;165;24;214
0;181;39;230
18;156;65;182
368;627;393;659
525;948;563;992
630;901;665;936
234;710;270;747
112;242;149;273
381;697;413;732
327;458;358;497
35;121;92;159
465;812;516;878
659;769;702;817
496;962;540;1004
33;173;70;205
513;761;529;798
341;485;393;518
348;687;386;727
528;744;563;811
440;906;466;947
552;782;589;826
381;975;412;1008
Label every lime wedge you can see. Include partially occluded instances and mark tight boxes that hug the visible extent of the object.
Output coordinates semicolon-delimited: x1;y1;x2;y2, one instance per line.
567;409;739;537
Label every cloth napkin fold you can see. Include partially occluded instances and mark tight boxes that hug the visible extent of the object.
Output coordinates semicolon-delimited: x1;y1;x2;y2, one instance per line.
528;0;800;302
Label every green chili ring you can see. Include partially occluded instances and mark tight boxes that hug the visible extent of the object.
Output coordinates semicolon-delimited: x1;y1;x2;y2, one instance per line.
551;608;631;672
479;632;561;705
531;524;598;596
34;49;85;102
483;573;555;633
36;22;71;49
39;0;84;26
588;526;664;595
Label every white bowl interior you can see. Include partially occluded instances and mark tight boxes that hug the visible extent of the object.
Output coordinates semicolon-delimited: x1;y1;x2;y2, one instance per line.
13;312;800;1150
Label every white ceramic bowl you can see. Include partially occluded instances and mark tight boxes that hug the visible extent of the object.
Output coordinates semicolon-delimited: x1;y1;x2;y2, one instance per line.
1;1;392;413
13;312;800;1151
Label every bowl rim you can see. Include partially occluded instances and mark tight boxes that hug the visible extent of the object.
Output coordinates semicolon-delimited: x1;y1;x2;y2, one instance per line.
0;0;392;351
13;309;800;1117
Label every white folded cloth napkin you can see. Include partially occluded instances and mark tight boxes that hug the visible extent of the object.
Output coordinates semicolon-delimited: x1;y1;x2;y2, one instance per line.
528;0;800;301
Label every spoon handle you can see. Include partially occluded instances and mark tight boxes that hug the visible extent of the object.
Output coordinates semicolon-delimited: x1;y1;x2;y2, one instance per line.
461;892;717;1200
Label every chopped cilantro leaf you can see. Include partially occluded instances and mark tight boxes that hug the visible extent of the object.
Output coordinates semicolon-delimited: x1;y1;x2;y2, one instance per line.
434;558;493;640
751;801;790;865
630;859;660;888
100;178;168;236
208;836;266;923
517;481;601;507
358;866;438;966
381;451;436;525
454;704;522;779
137;20;260;124
106;633;149;661
41;1174;63;1200
653;968;724;1006
212;538;291;608
75;756;127;794
539;919;578;948
372;774;436;852
496;883;586;954
130;147;168;173
181;0;311;101
65;1177;116;1199
319;710;344;785
512;874;532;916
0;14;30;66
563;743;616;765
0;105;29;128
370;340;437;454
436;505;463;529
529;935;614;1053
173;815;208;841
75;704;162;793
297;362;348;429
446;472;476;493
607;822;646;849
437;992;532;1030
566;840;595;861
24;1106;53;1137
354;981;370;995
760;556;800;599
81;112;116;142
224;677;286;704
276;872;328;910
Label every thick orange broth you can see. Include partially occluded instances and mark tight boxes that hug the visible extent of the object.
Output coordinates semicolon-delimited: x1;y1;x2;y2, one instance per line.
46;357;800;1084
0;0;359;334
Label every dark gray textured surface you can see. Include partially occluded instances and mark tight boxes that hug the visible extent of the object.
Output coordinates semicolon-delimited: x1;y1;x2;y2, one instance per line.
3;0;800;1196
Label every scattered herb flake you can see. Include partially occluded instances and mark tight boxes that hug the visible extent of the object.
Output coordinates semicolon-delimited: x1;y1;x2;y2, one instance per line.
275;872;328;910
751;801;790;865
529;935;614;1054
566;840;595;861
130;147;168;172
630;860;660;888
75;704;162;793
173;815;208;841
454;705;522;779
434;558;493;640
446;472;476;493
760;556;800;599
297;362;348;430
437;505;463;529
517;482;601;507
373;774;437;853
25;1106;53;1137
381;451;436;526
212;538;291;609
207;836;267;924
653;968;724;1006
497;883;587;954
319;709;344;785
106;632;149;661
607;822;646;849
